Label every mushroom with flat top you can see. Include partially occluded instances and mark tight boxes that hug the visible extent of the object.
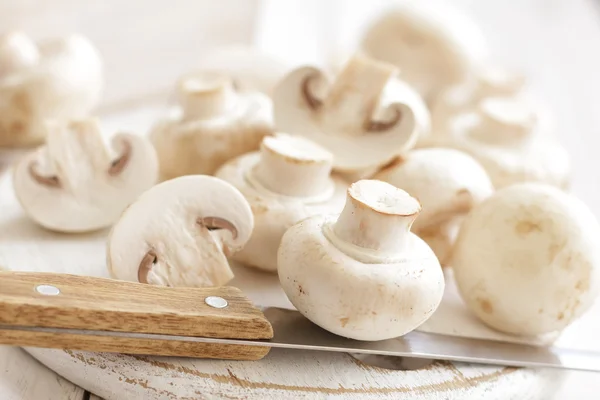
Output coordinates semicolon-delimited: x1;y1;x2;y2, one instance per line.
0;31;103;147
272;54;430;176
373;148;494;265
452;183;600;335
215;133;346;272
434;97;570;189
107;175;254;288
277;179;445;341
359;1;489;102
12;118;158;232
149;70;273;180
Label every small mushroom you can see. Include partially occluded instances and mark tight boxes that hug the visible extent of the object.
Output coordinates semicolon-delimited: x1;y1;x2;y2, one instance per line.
107;175;254;288
215;133;346;272
273;54;430;174
12;118;158;232
277;179;445;341
428;65;527;138
359;1;489;101
373;148;494;265
149;70;273;180
0;31;103;147
435;97;570;189
452;183;600;336
196;45;291;96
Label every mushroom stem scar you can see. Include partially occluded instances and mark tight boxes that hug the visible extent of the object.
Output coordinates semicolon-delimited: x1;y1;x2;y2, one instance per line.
301;74;323;110
108;139;132;176
138;250;158;284
197;216;238;240
365;107;402;132
27;162;60;188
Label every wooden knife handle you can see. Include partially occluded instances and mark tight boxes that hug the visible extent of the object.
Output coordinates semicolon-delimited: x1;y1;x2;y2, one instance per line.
0;271;273;360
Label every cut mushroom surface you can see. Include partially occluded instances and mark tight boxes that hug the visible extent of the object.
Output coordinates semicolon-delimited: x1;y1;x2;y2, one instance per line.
373;147;494;265
215;133;346;272
0;32;103;147
360;1;489;101
452;183;600;336
435;97;570;189
12;119;158;232
273;54;430;173
150;70;273;180
277;179;445;341
107;175;254;288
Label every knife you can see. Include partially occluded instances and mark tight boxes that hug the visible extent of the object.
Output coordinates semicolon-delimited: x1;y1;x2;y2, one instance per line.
0;270;598;372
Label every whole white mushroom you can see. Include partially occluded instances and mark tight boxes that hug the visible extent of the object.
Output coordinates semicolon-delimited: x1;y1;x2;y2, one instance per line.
373;148;494;265
215;133;346;272
435;97;570;189
149;70;273;180
0;31;103;147
360;1;489;101
107;175;254;288
13;118;158;233
277;179;445;341
452;183;600;336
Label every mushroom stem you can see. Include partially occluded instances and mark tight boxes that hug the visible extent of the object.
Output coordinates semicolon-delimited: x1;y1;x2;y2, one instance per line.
322;55;397;136
471;97;535;143
178;71;237;120
250;134;334;198
331;180;421;256
476;66;525;98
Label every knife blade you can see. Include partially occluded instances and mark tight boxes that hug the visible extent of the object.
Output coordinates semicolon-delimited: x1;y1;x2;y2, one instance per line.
0;270;598;372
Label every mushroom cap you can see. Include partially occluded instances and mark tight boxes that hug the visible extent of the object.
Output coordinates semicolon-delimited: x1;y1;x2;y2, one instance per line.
149;72;273;179
12;119;158;232
277;214;444;341
439;97;570;189
374;148;494;232
196;45;290;96
273;63;430;172
452;183;600;336
0;33;103;147
0;31;40;77
215;139;347;272
360;1;489;99
107;175;254;288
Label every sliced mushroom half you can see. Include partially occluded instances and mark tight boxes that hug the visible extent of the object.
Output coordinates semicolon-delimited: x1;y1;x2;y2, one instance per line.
12;118;158;232
273;54;430;173
107;175;254;288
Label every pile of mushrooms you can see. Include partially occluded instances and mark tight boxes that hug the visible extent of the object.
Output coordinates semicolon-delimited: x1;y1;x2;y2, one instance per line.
4;5;600;346
0;31;103;147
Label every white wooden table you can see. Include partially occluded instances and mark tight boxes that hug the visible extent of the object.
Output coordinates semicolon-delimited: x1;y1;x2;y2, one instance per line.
1;0;600;398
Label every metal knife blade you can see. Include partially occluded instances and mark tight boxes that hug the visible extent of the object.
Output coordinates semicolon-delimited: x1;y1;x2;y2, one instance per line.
3;307;599;372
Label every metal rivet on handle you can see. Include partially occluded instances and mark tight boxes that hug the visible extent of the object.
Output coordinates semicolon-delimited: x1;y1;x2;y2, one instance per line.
205;296;228;309
35;285;60;296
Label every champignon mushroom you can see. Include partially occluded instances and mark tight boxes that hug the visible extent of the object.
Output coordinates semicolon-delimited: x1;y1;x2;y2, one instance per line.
107;175;254;288
215;133;346;272
452;183;600;336
0;31;103;147
359;1;489;102
277;179;445;341
373;148;494;265
428;65;526;138
434;97;570;189
196;45;290;96
12;118;158;232
273;54;430;175
149;70;273;180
